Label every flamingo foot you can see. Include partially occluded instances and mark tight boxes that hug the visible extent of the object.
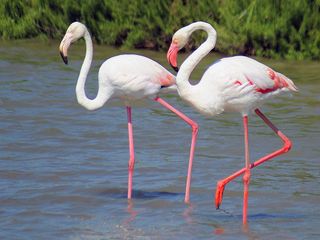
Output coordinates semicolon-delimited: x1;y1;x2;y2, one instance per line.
215;180;226;209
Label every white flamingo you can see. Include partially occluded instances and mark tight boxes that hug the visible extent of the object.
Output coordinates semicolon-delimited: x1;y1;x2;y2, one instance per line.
59;22;198;203
167;21;298;224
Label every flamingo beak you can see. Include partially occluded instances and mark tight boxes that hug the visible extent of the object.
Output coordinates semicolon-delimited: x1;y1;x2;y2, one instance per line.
59;32;73;65
167;42;179;72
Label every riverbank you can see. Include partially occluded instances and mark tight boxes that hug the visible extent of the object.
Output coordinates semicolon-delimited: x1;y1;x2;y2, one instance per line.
1;0;319;60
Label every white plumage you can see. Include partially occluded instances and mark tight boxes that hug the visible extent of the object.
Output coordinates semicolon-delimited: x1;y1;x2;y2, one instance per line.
98;54;176;103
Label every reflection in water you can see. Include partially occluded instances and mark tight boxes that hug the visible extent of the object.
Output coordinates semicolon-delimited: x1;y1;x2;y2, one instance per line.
214;227;225;235
242;224;265;240
124;200;138;225
242;222;250;234
183;203;194;224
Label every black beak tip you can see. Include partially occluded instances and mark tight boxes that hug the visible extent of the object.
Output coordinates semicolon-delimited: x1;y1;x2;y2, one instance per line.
60;51;68;65
171;65;179;73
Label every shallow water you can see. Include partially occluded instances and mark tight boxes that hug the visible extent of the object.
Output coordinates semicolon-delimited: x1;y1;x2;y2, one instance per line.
1;40;320;239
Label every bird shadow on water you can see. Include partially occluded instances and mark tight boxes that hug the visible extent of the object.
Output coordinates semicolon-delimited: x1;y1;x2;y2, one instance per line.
216;208;305;220
96;187;196;227
97;187;184;201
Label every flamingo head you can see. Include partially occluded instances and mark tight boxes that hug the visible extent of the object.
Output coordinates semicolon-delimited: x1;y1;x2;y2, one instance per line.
167;26;191;72
59;22;87;64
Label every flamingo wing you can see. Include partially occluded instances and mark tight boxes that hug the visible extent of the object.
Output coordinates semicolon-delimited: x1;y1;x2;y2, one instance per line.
219;56;298;93
110;73;162;99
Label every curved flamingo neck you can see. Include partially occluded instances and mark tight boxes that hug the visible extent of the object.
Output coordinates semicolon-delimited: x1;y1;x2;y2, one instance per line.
76;30;110;110
176;22;217;99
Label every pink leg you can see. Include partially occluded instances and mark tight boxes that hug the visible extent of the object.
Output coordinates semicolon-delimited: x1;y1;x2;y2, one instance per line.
215;108;292;209
242;115;250;225
154;97;198;203
127;106;135;199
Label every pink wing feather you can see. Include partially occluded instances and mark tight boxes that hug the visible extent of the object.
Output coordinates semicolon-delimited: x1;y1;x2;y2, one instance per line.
220;56;298;93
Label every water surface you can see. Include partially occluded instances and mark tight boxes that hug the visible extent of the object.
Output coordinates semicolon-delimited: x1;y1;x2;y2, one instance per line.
1;40;320;239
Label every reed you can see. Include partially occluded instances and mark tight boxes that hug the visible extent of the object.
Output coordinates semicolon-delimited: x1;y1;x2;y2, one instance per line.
0;0;319;60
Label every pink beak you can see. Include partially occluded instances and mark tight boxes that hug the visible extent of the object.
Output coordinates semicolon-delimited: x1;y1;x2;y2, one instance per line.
167;42;179;72
59;33;73;64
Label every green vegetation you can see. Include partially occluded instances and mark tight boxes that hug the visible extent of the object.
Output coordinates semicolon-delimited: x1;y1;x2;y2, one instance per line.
0;0;319;60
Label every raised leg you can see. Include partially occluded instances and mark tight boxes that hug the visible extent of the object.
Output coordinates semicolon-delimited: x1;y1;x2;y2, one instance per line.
215;108;292;209
126;106;135;199
154;97;198;203
242;115;250;225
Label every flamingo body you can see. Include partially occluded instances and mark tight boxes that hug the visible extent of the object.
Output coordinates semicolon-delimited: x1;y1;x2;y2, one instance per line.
98;54;176;103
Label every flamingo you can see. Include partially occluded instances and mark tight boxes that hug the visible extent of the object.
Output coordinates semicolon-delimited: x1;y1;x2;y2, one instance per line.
59;22;198;203
167;21;298;224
